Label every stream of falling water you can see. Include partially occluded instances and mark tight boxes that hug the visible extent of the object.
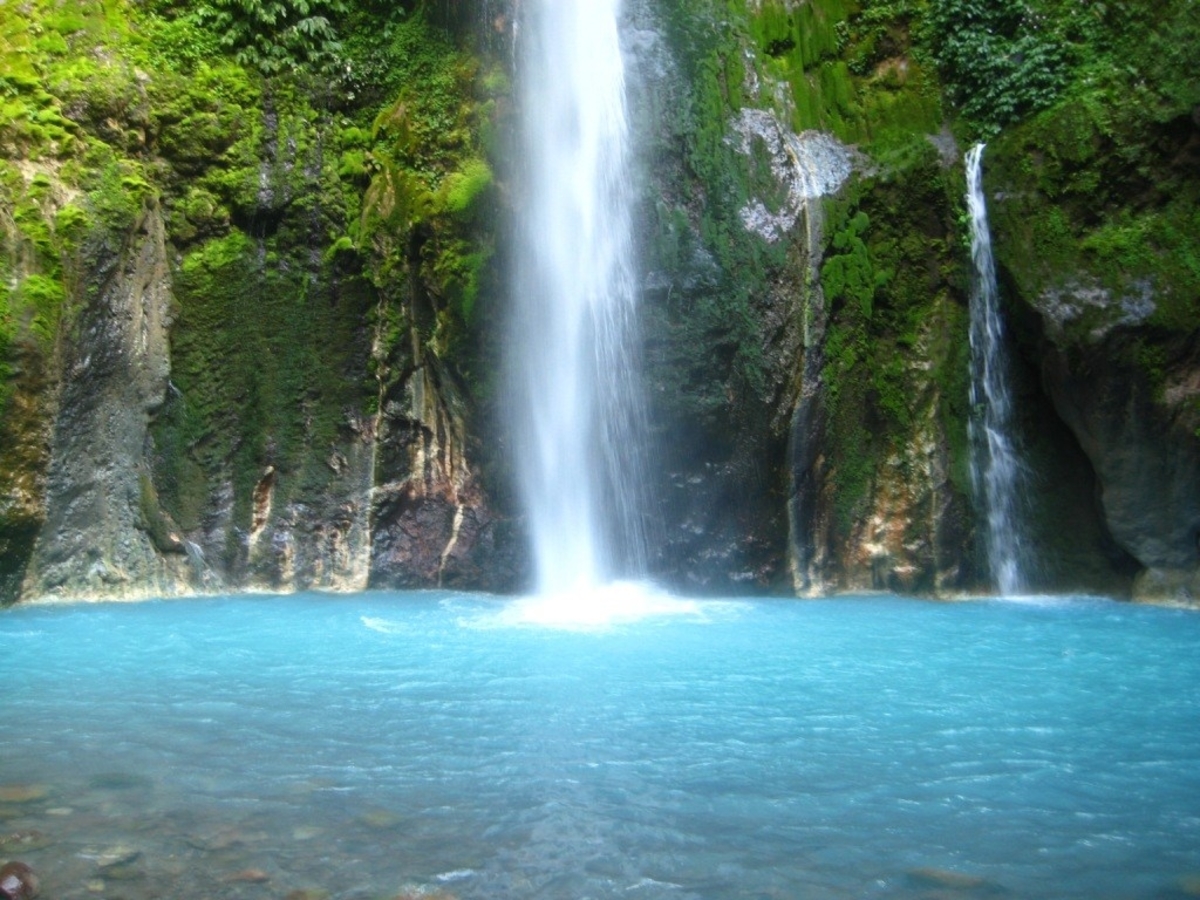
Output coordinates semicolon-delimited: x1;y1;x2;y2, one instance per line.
966;143;1029;595
508;0;651;600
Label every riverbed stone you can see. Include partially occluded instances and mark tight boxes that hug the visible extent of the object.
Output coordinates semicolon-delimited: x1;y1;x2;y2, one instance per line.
0;788;48;806
88;773;152;791
82;845;141;869
905;867;990;890
359;808;402;830
0;833;53;853
226;868;270;883
101;862;145;881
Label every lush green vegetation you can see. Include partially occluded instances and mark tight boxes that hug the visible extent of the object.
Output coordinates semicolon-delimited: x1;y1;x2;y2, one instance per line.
984;0;1200;348
0;0;502;562
1;0;1196;596
819;148;968;534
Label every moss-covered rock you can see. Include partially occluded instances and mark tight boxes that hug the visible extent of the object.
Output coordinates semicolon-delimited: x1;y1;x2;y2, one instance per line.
1;0;519;601
980;0;1200;601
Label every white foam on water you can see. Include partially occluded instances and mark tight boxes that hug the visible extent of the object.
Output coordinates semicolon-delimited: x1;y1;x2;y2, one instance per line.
465;581;713;631
360;616;406;634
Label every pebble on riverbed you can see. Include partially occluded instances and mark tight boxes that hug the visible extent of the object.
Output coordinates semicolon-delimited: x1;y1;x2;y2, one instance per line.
225;868;271;883
82;845;141;870
0;861;39;900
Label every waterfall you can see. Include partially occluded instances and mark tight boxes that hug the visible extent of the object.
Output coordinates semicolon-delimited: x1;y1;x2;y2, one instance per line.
508;0;651;597
966;143;1029;595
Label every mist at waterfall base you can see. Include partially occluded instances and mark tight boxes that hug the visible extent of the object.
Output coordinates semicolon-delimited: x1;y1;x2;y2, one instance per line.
6;593;1200;900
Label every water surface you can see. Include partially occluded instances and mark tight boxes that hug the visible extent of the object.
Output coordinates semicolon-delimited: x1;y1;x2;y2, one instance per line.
3;592;1199;899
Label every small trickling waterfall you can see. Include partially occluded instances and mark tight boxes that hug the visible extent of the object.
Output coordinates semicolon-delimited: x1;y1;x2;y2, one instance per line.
966;143;1029;595
508;0;651;597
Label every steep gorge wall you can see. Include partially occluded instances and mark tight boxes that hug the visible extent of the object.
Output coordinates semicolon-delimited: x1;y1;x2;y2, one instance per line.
628;0;1198;602
0;1;519;603
630;0;982;596
1;0;1198;604
982;1;1200;602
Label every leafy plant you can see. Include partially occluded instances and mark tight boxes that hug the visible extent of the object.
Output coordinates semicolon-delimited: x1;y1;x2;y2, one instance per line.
922;0;1070;134
196;0;350;76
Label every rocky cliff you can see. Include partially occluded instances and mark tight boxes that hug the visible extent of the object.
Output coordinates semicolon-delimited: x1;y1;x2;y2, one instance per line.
0;1;520;603
1;0;1197;605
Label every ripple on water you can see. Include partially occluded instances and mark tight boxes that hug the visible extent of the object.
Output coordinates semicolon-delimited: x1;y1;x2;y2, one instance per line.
0;592;1198;900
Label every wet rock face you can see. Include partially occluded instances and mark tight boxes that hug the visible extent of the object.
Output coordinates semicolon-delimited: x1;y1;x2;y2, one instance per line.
622;0;804;594
1040;332;1200;602
367;358;522;594
20;205;186;601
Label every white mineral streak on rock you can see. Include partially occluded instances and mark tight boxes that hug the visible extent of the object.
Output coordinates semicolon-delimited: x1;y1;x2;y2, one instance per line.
727;108;852;242
1037;277;1156;342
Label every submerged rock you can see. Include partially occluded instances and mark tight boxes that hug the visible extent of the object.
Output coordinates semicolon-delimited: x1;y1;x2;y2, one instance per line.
226;868;271;883
0;834;52;854
1175;873;1200;896
101;862;144;882
0;787;48;806
88;772;152;791
81;845;141;869
358;808;403;830
905;866;1004;894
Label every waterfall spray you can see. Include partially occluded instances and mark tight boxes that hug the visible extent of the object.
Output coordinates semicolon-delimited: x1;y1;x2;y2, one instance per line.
508;0;651;598
966;143;1029;595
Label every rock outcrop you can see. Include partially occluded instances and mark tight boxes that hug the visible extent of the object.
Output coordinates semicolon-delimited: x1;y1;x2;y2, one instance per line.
21;203;185;600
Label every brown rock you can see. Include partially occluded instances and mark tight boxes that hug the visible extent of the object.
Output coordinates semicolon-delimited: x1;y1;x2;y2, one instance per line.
0;861;39;900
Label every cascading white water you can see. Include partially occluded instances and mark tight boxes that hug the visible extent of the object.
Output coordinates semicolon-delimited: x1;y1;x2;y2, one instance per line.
966;143;1029;595
509;0;650;598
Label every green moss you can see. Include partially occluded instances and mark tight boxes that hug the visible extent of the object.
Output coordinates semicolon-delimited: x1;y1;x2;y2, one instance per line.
818;149;970;535
138;470;184;553
79;148;154;232
439;158;493;218
14;274;66;346
986;0;1200;352
153;227;375;540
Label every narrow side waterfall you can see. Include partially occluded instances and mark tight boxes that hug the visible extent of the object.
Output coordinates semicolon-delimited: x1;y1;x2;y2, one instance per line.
966;143;1029;595
509;0;650;598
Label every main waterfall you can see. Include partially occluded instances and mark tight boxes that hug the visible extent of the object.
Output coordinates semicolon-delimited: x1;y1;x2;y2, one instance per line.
508;0;651;598
966;143;1029;595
